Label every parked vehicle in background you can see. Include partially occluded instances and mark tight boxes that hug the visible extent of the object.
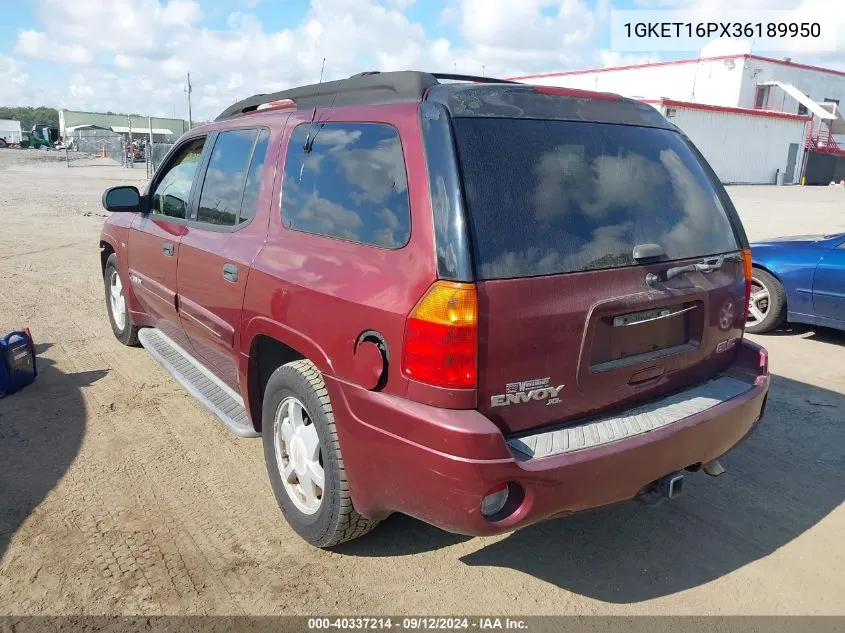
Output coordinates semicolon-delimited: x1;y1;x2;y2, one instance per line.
0;118;23;148
32;124;59;144
98;71;770;548
20;131;50;149
747;233;845;333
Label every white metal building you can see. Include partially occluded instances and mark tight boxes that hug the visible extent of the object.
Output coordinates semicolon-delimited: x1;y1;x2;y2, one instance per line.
510;51;845;184
0;118;22;145
645;100;808;184
510;53;845;116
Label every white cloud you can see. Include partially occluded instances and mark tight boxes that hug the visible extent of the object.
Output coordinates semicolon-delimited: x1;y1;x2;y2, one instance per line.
0;55;35;105
4;0;843;117
596;50;661;68
4;0;607;116
15;30;92;65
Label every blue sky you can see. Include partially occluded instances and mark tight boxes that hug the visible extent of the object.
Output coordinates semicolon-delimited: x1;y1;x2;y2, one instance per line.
0;0;840;119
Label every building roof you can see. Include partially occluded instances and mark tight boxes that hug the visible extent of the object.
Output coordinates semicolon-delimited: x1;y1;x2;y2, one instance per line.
509;54;845;81
642;98;811;122
110;125;177;135
60;109;187;136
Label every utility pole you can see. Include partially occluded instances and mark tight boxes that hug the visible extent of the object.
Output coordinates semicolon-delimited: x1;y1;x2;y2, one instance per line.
186;72;193;130
148;115;154;175
482;65;486;77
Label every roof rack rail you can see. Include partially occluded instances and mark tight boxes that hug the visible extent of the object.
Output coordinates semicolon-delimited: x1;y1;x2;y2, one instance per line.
215;70;518;121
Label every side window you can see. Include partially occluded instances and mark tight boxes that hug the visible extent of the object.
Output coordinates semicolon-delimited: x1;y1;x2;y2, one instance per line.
196;129;258;226
280;122;410;249
151;137;206;219
239;129;271;224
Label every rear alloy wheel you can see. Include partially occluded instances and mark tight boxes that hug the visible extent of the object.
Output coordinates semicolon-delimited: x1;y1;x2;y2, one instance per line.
262;360;380;547
273;396;325;515
745;268;786;334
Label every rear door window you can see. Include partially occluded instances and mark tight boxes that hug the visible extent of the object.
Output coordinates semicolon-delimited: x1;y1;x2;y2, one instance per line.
196;129;258;227
239;129;271;224
280;122;411;249
450;118;739;279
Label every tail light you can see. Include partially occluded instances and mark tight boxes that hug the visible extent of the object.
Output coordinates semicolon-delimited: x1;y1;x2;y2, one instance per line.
402;281;478;389
741;248;753;323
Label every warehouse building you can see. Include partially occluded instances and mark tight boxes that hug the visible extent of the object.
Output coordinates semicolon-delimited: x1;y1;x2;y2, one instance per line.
511;49;845;185
58;110;188;143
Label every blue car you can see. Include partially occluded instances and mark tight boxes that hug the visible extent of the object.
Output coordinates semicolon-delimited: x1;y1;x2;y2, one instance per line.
748;232;845;333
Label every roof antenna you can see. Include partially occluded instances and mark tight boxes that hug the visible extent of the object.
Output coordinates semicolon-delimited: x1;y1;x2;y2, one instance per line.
304;57;326;153
305;91;338;154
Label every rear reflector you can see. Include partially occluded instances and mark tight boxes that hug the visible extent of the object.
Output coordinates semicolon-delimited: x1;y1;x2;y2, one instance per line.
402;281;477;389
742;249;753;324
758;347;769;373
481;483;509;518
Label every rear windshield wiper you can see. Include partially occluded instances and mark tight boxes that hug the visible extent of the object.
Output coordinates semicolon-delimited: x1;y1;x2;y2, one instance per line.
665;254;727;281
646;254;732;286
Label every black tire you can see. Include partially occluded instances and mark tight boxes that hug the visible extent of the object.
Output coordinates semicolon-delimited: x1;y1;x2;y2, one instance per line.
746;268;787;334
0;138;8;148
103;253;139;345
262;360;379;547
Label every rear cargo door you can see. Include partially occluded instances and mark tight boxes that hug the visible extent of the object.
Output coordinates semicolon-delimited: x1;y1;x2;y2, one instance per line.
451;118;746;435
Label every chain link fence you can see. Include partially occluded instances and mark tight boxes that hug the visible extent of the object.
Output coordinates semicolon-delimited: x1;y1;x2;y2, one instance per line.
65;132;126;168
145;142;175;176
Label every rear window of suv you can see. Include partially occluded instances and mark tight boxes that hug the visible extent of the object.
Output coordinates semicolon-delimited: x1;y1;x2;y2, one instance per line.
451;118;740;280
281;122;411;249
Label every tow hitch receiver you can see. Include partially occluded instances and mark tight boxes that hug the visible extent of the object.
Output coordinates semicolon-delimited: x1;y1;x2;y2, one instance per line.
638;472;685;507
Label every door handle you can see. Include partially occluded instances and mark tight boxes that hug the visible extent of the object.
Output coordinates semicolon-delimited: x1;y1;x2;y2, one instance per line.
162;242;174;257
222;263;238;282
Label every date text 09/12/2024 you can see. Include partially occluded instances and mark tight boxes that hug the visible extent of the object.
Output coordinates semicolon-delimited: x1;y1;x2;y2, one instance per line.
308;618;529;630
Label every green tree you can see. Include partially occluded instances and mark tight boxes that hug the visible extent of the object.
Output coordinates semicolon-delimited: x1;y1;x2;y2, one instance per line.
0;106;60;130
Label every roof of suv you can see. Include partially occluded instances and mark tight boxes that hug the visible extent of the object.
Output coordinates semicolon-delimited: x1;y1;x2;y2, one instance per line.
215;70;674;131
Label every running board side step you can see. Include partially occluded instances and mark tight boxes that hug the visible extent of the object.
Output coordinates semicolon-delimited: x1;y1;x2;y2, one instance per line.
138;328;259;438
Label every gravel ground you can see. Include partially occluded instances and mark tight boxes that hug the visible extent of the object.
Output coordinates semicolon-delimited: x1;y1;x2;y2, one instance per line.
0;147;843;616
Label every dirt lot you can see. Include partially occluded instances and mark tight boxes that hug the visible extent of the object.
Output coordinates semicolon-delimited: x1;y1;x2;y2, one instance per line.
1;148;843;616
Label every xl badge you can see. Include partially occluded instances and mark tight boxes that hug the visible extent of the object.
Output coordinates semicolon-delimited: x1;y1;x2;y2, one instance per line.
491;377;564;408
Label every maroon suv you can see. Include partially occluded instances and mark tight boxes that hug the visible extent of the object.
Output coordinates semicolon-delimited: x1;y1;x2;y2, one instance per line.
99;71;769;547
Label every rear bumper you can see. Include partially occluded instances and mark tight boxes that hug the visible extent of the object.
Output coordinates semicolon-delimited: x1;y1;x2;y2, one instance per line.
326;340;769;536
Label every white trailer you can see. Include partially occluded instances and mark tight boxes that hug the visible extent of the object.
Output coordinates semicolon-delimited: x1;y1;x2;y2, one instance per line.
0;119;23;146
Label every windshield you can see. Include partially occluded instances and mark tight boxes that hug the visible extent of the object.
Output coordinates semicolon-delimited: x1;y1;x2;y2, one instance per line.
451;118;740;280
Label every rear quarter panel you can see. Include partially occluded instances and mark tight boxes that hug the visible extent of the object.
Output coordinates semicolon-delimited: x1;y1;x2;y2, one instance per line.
240;104;437;399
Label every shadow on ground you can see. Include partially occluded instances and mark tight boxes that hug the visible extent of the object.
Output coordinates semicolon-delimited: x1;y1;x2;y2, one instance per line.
345;373;844;602
0;343;106;562
762;323;845;345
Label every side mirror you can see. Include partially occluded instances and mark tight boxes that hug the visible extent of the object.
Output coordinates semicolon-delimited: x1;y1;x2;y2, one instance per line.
102;186;142;212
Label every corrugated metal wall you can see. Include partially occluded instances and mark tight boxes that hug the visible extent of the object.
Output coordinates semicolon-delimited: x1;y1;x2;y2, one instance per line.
663;106;807;184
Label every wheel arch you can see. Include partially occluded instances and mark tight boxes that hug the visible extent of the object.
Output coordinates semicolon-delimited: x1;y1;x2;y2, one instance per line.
243;321;334;432
100;239;117;276
751;262;788;310
751;261;783;283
